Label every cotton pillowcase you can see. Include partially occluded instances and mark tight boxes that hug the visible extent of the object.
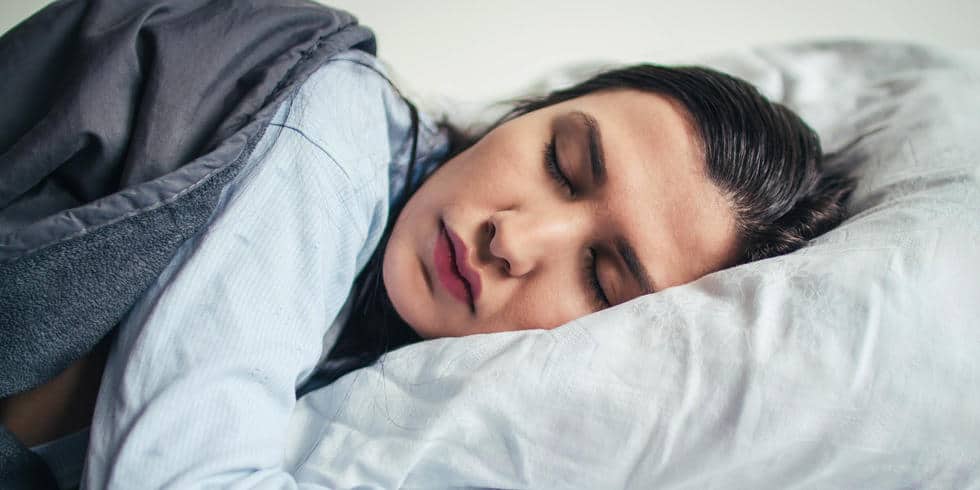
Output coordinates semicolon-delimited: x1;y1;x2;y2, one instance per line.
283;41;980;489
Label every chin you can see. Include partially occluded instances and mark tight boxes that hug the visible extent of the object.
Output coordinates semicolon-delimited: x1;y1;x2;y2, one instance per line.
381;240;432;339
410;325;439;340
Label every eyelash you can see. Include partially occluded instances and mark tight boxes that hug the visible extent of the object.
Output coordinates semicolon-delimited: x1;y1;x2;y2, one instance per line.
585;248;611;308
543;133;610;309
544;135;574;195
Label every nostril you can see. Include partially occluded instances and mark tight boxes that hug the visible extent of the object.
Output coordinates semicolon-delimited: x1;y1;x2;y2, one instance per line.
487;220;510;273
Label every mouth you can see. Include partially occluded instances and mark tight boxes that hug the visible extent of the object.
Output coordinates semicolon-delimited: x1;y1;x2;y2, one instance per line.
434;219;481;314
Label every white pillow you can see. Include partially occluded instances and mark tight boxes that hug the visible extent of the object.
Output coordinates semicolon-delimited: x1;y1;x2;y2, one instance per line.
284;41;980;489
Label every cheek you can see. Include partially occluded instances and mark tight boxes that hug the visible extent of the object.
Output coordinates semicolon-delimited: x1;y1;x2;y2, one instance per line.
483;274;587;333
464;126;544;185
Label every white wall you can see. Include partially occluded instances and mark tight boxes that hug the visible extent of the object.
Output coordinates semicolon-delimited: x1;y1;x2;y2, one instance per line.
4;0;978;104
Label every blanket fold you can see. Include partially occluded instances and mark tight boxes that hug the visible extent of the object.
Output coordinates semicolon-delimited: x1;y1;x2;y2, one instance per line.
0;0;374;482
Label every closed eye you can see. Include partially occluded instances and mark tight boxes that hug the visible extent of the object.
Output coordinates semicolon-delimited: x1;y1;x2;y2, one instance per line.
543;134;574;196
585;248;611;309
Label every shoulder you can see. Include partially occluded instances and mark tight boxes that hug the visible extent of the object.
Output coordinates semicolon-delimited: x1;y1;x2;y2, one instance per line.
276;50;398;185
293;49;395;113
273;49;450;205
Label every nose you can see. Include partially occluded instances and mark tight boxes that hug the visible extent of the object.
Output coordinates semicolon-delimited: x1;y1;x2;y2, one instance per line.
487;207;587;277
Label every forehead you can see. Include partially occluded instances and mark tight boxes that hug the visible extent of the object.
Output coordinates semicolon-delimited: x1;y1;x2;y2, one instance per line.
567;89;740;288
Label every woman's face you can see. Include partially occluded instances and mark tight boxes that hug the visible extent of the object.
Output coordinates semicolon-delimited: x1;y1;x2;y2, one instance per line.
383;89;741;339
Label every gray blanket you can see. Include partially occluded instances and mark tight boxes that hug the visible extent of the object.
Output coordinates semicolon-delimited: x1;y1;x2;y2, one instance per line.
0;0;374;485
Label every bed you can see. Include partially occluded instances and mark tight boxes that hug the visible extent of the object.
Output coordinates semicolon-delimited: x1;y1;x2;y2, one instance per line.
266;40;980;489
2;2;979;488
104;40;980;488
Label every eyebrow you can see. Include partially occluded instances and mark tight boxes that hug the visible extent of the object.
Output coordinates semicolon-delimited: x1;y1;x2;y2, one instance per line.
571;111;606;185
615;237;656;295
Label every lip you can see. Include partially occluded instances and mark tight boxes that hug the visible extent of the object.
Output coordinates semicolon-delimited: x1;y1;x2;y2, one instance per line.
433;220;482;312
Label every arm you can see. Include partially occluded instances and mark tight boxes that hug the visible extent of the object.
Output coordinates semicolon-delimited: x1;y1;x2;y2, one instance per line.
84;54;395;489
0;336;108;447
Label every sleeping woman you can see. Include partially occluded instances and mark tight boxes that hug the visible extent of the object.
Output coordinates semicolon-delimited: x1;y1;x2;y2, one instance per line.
0;8;853;490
